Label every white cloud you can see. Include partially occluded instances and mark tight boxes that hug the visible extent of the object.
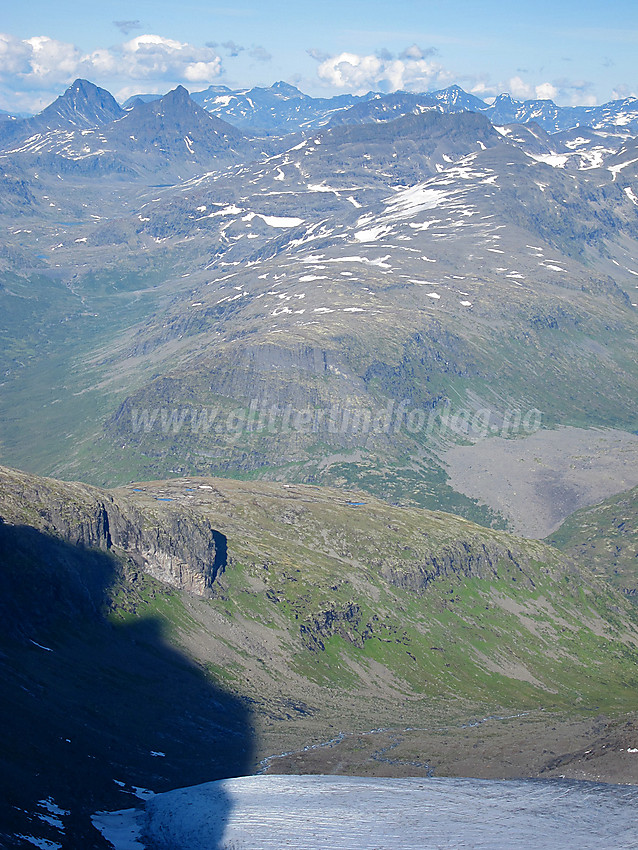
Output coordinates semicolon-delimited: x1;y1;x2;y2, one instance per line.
612;84;637;101
534;82;558;100
507;76;560;101
0;33;83;85
314;48;452;93
183;61;222;82
0;31;222;109
312;49;602;106
468;82;494;102
117;34;222;81
507;75;534;99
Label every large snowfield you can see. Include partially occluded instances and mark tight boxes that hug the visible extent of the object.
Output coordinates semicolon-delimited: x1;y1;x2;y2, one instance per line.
93;774;638;849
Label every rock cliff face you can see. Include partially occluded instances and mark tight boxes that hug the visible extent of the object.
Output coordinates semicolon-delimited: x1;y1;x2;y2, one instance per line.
381;541;535;594
0;465;226;595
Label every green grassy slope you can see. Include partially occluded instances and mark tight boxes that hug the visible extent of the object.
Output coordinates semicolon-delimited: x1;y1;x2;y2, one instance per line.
549;485;638;601
3;465;638;842
119;476;638;720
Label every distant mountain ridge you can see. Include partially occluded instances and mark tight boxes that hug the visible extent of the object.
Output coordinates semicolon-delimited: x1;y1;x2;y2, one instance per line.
336;85;638;134
0;79;124;148
3;78;638;142
0;83;260;179
120;80;638;135
126;80;375;134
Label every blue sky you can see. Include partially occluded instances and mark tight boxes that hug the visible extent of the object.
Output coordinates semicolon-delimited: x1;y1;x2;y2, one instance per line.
1;0;636;112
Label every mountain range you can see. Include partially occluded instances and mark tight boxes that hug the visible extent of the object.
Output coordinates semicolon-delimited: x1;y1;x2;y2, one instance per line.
7;78;638;141
1;78;636;521
118;79;638;135
1;74;638;847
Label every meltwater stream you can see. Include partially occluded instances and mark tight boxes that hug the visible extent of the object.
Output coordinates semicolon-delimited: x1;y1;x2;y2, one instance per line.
93;774;638;849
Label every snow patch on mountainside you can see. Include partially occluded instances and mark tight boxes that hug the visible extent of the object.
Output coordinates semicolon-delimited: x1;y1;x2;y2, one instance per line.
92;774;638;850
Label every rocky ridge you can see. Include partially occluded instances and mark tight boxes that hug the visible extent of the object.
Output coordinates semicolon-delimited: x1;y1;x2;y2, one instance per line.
0;465;226;596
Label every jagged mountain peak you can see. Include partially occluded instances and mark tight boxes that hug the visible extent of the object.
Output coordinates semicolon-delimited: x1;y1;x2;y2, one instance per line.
37;77;124;130
92;79;252;174
131;85;214;124
67;78;100;94
270;80;304;96
163;84;191;102
121;85;196;112
493;92;516;104
429;85;488;112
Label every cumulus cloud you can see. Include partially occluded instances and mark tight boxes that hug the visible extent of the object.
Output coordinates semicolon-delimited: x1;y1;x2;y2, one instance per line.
611;83;637;100
507;76;534;99
534;82;558;100
116;34;222;81
0;31;223;107
0;34;83;86
467;80;494;99
310;45;604;107
507;76;558;101
506;74;598;105
313;47;452;94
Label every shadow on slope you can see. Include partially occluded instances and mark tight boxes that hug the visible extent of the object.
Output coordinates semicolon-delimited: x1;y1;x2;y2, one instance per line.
0;519;253;848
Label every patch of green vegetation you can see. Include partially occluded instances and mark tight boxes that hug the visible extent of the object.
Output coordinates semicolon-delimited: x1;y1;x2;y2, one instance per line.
311;452;508;528
549;485;638;602
159;476;638;718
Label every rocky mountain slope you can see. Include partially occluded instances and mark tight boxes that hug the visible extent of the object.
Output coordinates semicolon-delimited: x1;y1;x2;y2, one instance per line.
0;81;636;528
0;84;260;181
549;484;638;601
0;80;124;148
0;465;227;597
2;464;638;846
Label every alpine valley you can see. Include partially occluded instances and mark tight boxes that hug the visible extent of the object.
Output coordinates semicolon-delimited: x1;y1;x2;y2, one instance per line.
1;78;638;848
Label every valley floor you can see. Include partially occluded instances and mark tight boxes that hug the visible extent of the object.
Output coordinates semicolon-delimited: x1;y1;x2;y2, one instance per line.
442;426;638;538
257;710;638;786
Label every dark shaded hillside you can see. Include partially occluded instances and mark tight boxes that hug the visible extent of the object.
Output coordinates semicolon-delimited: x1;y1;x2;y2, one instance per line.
0;497;253;847
4;464;638;845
